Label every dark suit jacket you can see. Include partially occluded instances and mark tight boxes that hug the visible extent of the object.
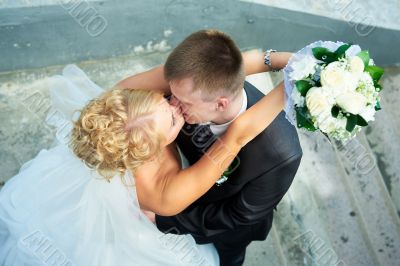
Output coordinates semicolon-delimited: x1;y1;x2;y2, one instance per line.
156;81;302;246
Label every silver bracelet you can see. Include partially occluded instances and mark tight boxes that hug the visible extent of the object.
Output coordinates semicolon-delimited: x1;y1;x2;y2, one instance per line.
264;49;280;72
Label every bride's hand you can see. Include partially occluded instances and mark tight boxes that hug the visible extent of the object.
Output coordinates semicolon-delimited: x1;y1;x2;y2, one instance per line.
142;209;156;223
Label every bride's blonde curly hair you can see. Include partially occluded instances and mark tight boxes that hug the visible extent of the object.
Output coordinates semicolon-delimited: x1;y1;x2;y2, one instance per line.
71;88;166;181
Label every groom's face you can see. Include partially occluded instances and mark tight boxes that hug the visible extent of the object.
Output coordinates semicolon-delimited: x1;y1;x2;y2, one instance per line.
169;77;219;124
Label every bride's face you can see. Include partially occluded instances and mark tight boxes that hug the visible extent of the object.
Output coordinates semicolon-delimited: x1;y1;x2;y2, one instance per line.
153;98;185;146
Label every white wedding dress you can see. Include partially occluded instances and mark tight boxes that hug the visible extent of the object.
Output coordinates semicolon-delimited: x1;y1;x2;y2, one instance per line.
0;65;219;266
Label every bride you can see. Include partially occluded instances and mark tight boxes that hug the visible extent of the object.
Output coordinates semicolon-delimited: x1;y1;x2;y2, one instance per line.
0;56;285;265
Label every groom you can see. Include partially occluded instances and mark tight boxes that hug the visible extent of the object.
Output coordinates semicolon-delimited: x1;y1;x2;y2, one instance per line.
118;30;302;266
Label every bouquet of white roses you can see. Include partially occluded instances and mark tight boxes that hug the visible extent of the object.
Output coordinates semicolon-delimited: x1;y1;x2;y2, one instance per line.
283;41;384;141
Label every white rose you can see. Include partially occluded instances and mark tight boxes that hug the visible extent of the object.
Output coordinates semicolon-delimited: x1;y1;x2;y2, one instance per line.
318;116;346;134
348;56;365;75
319;120;336;133
359;106;376;122
357;72;377;103
342;71;360;92
336;92;367;114
306;87;334;118
320;62;346;89
289;55;317;80
359;72;374;85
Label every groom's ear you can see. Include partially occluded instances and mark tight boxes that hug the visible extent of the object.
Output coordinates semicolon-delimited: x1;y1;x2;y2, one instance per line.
215;97;230;112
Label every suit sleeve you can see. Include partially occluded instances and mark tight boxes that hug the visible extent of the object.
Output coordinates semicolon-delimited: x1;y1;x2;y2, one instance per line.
155;152;302;238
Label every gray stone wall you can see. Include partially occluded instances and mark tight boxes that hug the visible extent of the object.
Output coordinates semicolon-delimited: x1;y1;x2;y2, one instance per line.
1;0;399;72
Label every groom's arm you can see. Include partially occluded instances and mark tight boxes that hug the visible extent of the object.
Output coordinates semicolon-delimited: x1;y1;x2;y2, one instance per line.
115;50;291;92
155;151;302;239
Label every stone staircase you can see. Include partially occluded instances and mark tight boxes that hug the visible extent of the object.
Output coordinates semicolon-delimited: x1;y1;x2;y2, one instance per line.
1;51;399;266
244;68;400;265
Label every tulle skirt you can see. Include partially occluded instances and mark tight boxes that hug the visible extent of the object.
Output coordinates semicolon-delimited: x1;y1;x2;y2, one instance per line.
0;65;218;266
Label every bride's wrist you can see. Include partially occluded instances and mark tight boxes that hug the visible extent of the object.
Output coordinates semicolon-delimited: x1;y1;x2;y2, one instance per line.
264;49;278;72
266;51;293;72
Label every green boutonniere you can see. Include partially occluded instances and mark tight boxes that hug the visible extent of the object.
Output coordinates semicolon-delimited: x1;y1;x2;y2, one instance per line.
215;157;240;186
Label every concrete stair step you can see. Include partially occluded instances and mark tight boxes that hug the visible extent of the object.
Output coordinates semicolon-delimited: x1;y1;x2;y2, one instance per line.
363;67;400;218
271;194;316;266
245;224;287;266
250;71;400;265
332;133;400;265
275;133;378;266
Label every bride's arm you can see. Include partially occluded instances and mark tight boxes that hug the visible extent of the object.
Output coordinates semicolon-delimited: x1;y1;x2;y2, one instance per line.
147;82;284;216
116;65;170;94
243;50;292;75
115;50;290;91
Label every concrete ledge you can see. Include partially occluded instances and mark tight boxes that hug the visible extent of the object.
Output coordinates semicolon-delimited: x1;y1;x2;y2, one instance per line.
1;0;400;72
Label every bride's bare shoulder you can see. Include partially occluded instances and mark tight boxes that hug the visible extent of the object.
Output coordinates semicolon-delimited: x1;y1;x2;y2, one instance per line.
134;143;182;210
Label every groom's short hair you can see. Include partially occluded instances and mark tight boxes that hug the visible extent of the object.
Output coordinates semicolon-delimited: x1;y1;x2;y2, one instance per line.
164;29;245;100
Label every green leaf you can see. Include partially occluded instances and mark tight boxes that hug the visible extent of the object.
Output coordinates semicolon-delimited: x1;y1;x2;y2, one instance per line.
295;80;313;96
357;50;370;67
335;43;351;58
346;114;357;132
312;47;330;58
223;157;240;176
312;47;337;63
295;106;317;131
331;105;340;118
365;65;384;83
356;115;368;126
375;101;381;111
374;83;382;92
